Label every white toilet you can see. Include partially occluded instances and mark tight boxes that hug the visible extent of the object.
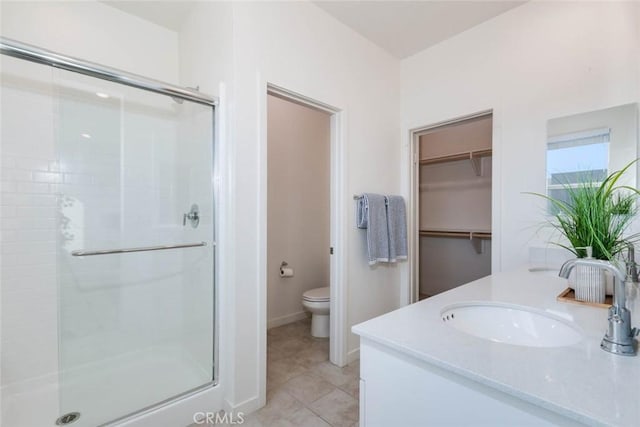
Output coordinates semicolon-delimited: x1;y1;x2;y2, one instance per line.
302;287;330;338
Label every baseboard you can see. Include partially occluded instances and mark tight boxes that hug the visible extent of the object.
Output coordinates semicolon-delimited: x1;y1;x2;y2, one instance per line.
267;311;308;329
347;347;360;364
224;395;263;416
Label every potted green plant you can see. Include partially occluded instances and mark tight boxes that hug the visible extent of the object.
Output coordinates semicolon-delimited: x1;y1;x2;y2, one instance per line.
531;160;640;302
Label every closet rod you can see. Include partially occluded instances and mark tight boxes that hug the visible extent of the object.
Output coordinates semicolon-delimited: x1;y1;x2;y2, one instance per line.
419;229;492;239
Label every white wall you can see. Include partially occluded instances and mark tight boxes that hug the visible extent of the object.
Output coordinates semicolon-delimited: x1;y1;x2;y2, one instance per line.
178;1;233;96
230;0;401;411
267;95;330;328
401;0;640;272
0;1;179;83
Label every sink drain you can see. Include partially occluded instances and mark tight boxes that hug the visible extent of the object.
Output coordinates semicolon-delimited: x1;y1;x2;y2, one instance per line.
55;412;80;425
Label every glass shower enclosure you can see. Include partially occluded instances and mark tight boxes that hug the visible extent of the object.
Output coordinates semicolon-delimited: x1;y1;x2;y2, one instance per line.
0;38;216;426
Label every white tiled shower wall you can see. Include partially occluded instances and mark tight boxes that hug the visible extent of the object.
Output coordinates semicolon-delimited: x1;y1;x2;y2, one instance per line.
1;57;59;386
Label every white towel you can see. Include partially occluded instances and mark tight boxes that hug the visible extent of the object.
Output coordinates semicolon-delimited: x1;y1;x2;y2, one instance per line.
386;195;407;262
358;193;390;264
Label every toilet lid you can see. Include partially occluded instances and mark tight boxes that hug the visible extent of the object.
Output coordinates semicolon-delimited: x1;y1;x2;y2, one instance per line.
303;287;330;302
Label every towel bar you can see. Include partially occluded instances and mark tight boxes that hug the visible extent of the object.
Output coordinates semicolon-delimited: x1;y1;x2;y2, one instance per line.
353;194;390;205
71;241;209;257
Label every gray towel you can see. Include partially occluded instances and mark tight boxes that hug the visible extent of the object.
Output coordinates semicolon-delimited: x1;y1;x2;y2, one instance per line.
386;195;407;262
356;196;368;229
358;193;390;264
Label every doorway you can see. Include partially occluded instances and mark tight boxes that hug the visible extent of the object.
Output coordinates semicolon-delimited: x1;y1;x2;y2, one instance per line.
409;111;494;302
260;84;347;397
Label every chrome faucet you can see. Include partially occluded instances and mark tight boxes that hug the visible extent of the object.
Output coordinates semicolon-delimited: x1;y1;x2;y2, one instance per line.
559;258;638;356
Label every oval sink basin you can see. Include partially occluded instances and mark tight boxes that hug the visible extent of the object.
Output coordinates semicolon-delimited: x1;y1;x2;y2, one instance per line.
440;302;583;348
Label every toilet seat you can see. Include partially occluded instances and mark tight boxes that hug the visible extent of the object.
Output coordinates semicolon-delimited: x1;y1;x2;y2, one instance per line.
302;287;329;302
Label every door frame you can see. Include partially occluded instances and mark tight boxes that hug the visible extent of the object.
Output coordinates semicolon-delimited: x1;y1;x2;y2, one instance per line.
257;82;348;395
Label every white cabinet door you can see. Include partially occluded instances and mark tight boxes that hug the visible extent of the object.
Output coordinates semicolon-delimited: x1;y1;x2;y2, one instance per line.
359;340;583;427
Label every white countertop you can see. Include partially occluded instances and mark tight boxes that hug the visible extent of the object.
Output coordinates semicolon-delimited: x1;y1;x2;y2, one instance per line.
352;269;640;427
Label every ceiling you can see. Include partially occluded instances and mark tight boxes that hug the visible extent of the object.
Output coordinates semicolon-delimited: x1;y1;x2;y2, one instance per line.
103;1;526;59
313;1;526;58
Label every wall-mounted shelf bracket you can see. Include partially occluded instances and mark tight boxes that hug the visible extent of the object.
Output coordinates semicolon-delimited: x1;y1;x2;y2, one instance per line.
470;231;491;254
470;235;484;254
470;156;482;176
469;149;491;176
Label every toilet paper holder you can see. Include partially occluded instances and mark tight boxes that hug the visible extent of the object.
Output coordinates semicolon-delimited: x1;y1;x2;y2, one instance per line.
279;261;294;278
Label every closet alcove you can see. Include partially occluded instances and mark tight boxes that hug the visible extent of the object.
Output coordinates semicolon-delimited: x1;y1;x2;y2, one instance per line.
417;113;492;299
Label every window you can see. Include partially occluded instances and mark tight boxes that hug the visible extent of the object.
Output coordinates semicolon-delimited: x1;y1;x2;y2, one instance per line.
546;127;610;209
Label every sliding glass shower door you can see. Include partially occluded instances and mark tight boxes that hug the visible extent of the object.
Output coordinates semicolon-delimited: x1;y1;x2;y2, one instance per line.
54;69;215;426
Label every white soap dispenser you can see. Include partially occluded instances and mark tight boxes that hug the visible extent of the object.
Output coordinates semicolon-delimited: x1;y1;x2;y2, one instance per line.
574;246;606;303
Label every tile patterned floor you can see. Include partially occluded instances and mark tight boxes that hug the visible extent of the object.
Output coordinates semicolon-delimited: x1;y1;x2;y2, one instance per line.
190;318;359;426
258;318;359;427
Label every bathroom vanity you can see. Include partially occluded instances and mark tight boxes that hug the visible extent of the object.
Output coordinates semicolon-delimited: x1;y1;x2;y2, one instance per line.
353;269;640;426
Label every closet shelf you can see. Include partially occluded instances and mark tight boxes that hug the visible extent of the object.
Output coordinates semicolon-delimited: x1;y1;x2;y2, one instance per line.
419;148;492;176
419;148;492;165
419;229;491;254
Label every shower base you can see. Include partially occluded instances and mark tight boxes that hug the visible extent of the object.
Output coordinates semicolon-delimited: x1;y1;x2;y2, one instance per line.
2;346;210;427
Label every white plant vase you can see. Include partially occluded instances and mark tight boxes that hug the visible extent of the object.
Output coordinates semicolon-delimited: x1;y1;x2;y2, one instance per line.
574;264;606;303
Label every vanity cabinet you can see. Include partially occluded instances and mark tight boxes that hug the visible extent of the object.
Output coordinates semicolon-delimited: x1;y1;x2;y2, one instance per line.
359;339;582;427
417;114;493;299
354;269;640;427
